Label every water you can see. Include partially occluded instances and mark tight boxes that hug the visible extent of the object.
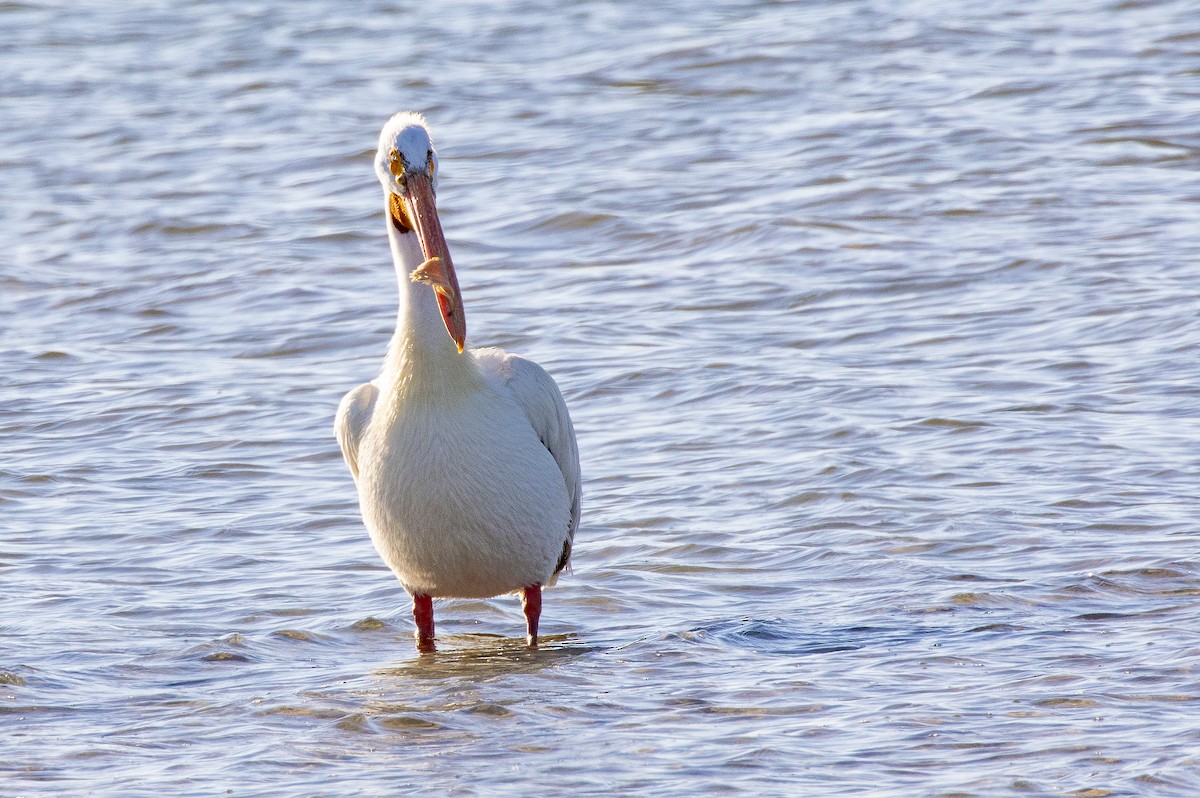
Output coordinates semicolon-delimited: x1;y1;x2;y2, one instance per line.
4;0;1200;794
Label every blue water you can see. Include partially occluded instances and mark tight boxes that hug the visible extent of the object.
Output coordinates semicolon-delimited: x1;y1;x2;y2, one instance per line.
3;1;1199;794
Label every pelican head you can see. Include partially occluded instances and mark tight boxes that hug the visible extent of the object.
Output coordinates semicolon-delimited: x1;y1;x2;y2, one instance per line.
376;112;466;353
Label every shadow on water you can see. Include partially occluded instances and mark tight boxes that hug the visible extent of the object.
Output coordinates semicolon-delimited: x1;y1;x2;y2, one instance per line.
376;633;603;680
270;637;610;735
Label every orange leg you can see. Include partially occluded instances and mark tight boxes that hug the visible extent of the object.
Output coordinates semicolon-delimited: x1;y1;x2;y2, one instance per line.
413;594;435;652
522;584;542;648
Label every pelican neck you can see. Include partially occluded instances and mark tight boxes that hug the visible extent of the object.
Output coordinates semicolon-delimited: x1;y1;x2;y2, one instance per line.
380;214;472;388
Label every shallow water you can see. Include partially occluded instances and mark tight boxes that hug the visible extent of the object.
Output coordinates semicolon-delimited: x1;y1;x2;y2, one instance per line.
4;0;1200;794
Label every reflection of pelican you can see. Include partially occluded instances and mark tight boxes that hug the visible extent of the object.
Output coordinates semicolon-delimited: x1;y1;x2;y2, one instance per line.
335;113;581;651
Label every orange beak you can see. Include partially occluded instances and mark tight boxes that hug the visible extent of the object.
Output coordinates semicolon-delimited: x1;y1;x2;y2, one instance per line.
402;172;466;353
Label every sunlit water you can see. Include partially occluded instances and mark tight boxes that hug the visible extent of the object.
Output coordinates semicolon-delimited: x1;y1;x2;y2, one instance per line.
4;1;1200;794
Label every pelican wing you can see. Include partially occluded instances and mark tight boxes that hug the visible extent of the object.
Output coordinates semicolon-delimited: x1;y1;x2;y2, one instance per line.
478;349;581;571
334;382;379;482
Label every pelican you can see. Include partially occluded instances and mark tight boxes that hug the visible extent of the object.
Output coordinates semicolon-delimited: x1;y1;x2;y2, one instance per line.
335;113;581;651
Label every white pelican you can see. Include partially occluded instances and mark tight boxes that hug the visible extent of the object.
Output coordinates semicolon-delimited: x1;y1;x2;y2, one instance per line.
335;112;581;651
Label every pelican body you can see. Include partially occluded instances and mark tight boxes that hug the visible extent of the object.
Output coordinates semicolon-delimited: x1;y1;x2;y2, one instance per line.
335;113;580;650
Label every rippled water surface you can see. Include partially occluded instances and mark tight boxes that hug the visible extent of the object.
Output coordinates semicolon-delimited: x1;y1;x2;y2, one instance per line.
4;0;1200;794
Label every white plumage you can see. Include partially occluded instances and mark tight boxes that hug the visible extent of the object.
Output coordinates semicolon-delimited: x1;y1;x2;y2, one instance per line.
335;113;580;649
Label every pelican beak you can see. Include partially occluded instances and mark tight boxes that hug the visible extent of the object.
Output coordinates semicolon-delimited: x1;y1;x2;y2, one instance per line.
401;172;467;353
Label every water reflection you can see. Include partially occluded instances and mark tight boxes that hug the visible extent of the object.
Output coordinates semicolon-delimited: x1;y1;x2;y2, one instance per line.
378;635;597;681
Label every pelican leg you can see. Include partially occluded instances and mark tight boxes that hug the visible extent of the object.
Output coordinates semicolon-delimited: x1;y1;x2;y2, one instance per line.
521;584;542;648
413;594;435;652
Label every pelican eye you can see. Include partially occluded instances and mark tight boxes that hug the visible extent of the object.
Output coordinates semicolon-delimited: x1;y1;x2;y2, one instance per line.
388;148;409;180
